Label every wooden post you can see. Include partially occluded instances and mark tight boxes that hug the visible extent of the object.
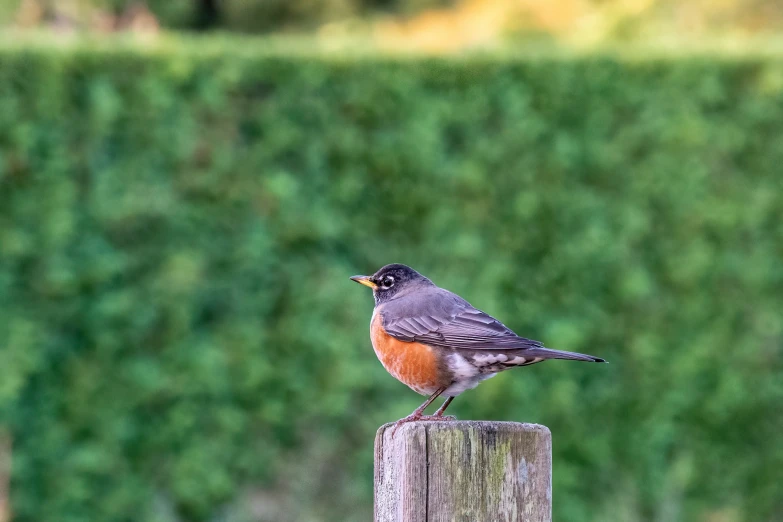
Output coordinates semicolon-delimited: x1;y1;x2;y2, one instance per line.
374;421;552;522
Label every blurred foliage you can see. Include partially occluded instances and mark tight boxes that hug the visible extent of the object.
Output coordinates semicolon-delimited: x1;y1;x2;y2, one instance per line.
5;0;454;33
5;0;783;48
1;44;783;522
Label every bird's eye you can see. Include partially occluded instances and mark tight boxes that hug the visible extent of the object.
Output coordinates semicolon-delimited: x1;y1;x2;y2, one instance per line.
381;276;395;288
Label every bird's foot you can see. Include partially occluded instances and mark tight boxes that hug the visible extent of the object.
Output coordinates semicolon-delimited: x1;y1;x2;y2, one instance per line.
429;414;457;421
390;413;457;437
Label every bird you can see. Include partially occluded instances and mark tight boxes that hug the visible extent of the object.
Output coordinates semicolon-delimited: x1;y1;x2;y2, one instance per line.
351;263;606;433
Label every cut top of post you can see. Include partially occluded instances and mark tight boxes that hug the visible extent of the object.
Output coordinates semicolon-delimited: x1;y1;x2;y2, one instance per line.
374;421;552;522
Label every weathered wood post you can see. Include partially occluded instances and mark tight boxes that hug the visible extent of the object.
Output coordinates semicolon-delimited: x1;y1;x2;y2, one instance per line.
375;421;552;522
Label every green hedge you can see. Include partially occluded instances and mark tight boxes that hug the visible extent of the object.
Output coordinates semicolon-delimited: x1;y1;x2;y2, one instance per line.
1;46;782;522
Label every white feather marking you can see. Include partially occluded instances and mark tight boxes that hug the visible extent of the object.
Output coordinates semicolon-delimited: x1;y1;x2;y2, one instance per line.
443;352;493;396
508;356;542;366
472;353;509;366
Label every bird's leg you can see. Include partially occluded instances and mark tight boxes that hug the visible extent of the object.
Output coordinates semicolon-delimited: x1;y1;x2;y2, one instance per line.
391;387;456;436
433;396;455;418
395;387;444;423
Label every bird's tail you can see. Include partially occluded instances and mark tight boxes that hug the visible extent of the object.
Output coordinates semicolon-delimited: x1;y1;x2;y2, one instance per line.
526;347;607;363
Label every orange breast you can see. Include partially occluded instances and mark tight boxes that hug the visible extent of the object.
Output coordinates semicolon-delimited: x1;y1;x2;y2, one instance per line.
370;311;445;395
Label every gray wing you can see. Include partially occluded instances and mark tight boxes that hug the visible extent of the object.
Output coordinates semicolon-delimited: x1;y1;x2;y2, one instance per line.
381;290;544;351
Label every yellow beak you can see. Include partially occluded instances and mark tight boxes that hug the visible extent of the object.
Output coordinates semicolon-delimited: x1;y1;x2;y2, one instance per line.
350;275;377;289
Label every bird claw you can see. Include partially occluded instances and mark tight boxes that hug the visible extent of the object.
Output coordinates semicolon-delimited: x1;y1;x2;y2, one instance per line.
390;414;457;437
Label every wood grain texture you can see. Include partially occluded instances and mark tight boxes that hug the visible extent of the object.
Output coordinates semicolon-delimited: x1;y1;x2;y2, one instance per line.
375;421;552;522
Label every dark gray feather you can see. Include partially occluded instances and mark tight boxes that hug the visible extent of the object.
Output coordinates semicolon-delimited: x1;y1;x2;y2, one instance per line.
380;288;544;351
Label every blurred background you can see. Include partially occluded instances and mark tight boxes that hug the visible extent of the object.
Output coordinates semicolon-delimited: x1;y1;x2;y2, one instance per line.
1;1;783;521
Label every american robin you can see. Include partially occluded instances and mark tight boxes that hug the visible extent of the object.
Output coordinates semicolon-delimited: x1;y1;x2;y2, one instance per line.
351;264;606;432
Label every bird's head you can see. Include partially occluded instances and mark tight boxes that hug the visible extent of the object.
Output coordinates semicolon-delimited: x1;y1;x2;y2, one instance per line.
350;263;433;303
